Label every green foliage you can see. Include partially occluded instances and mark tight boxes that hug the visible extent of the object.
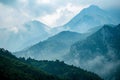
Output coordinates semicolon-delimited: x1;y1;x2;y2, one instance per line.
23;58;103;80
0;48;62;80
0;48;103;80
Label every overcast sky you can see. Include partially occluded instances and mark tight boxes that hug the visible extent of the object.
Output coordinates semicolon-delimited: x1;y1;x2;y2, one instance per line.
0;0;120;28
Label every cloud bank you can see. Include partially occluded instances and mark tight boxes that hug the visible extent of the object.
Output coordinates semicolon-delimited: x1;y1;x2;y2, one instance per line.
0;0;120;27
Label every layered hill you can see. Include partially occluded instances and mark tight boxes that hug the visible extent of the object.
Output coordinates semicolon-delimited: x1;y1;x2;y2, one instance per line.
19;58;102;80
0;48;103;80
0;48;61;80
0;20;50;52
15;31;85;60
65;24;120;80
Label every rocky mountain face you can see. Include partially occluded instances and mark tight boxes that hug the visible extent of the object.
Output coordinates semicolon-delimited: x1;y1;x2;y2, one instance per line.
65;24;120;80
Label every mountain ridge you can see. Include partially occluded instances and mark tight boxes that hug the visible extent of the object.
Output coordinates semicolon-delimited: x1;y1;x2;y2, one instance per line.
0;20;50;52
65;24;120;80
63;5;120;33
14;31;85;60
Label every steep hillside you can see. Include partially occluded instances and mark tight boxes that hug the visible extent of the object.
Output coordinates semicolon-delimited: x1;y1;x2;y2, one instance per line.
19;58;103;80
0;48;62;80
15;31;85;60
0;48;103;80
65;24;120;79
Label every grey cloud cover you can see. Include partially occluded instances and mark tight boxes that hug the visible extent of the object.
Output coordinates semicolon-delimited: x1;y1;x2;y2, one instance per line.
0;0;120;26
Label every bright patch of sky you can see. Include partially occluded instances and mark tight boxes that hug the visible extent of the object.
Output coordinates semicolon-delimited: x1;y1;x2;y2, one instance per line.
0;0;120;28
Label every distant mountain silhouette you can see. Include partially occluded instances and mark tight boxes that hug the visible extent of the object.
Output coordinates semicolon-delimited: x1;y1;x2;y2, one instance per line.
0;20;50;51
64;5;120;33
15;31;85;60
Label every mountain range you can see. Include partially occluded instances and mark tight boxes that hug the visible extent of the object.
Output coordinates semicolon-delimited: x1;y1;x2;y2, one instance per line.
0;5;120;52
15;24;120;80
15;31;86;60
64;5;120;33
0;5;120;80
0;20;50;52
65;24;120;80
12;5;120;80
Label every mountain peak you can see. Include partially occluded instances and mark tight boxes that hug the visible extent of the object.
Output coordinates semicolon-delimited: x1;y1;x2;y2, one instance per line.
83;5;102;12
64;5;107;33
94;25;113;36
88;5;100;9
100;24;120;32
59;31;80;35
47;31;81;41
102;25;113;30
115;24;120;30
25;20;48;27
93;24;120;39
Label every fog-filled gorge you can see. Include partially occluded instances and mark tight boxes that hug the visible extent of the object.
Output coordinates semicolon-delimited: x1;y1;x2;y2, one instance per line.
0;0;120;80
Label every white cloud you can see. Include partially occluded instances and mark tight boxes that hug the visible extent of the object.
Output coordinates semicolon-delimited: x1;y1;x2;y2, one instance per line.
38;3;87;27
0;0;120;27
0;4;30;29
19;0;28;3
40;12;61;27
39;8;62;27
36;0;51;4
9;27;19;33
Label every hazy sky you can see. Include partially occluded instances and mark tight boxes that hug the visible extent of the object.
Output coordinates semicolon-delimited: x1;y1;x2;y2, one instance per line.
0;0;120;28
